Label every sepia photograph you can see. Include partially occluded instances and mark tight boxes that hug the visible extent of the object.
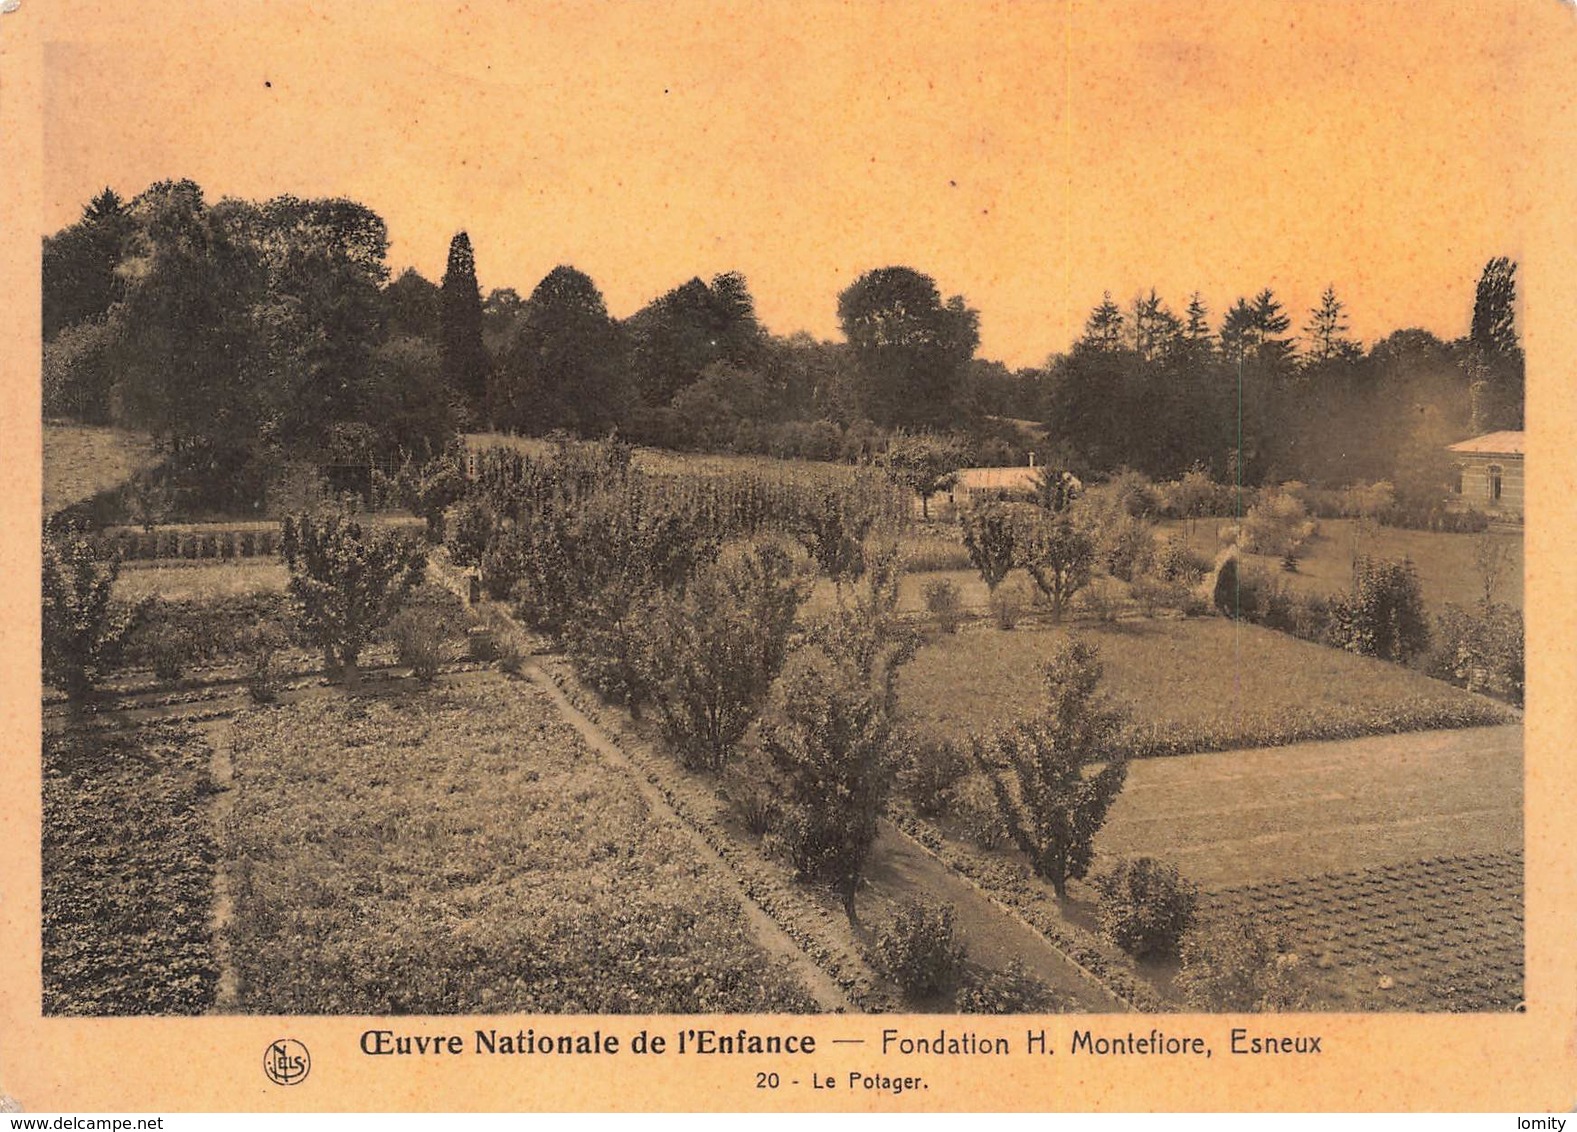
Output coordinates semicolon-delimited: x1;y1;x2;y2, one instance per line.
5;0;1575;1114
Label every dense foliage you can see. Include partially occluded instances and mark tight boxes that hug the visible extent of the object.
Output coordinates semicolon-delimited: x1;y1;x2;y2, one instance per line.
280;512;428;686
1094;856;1199;960
42;536;146;700
973;638;1128;897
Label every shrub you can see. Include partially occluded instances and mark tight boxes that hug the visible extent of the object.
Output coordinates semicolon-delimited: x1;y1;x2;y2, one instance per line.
948;773;1011;849
280;513;428;689
1328;556;1430;663
42;537;146;700
1156;536;1210;586
389;608;446;683
989;577;1028;630
1129;574;1181;619
872;899;966;999
479;526;526;601
961;503;1018;591
760;647;896;923
238;622;287;703
645;541;809;772
923;577;963;634
953;959;1063;1014
150;625;196;683
1427;602;1524;706
1094;857;1199;960
724;765;780;837
973;639;1127;897
901;737;970;817
445;498;497;569
1079;577;1123;623
220;531;237;561
1177;908;1309;1012
1094;513;1156;582
1241;489;1315;557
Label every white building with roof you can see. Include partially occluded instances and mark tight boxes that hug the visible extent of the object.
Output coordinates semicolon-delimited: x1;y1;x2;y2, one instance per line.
1448;430;1523;516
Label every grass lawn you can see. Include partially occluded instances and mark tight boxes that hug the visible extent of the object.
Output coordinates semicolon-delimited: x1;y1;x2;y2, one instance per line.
1096;724;1522;889
223;675;816;1014
897;617;1512;754
43;424;157;515
1159;517;1523;611
114;560;289;602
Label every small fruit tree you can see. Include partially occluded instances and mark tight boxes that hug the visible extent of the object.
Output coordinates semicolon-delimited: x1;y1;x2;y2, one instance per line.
761;543;915;924
1015;510;1095;622
280;512;427;688
960;503;1016;593
977;637;1127;898
644;539;809;772
880;431;965;521
42;535;145;701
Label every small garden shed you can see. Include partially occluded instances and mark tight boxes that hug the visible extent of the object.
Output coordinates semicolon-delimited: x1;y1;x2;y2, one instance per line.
1448;430;1523;517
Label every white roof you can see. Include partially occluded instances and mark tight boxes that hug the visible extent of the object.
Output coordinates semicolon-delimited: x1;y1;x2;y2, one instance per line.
955;466;1041;491
1448;431;1524;456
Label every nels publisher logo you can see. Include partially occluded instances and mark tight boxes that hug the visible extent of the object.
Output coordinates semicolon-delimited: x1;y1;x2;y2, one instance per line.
264;1038;311;1086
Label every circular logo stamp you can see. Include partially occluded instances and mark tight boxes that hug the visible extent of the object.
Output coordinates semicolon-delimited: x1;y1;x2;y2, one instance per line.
264;1039;311;1086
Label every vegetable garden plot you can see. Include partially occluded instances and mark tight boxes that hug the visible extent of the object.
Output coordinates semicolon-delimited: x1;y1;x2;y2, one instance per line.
43;720;220;1015
222;675;817;1014
1214;852;1523;1012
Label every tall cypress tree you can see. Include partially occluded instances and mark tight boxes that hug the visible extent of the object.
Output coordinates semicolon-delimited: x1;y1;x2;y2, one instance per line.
1467;257;1523;432
440;231;489;421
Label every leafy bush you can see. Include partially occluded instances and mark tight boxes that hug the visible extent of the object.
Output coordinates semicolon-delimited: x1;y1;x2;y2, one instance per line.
149;624;196;682
973;639;1127;897
42;537;146;700
389;608;447;682
901;737;970;817
989;577;1028;630
1177;908;1309;1012
238;622;287;703
1156;536;1210;586
953;959;1063;1013
923;577;963;634
961;503;1018;592
1078;577;1123;623
280;512;428;688
1378;503;1491;533
645;541;808;772
1241;489;1315;556
760;647;896;922
445;498;497;569
1094;512;1156;582
1328;556;1430;663
947;773;1011;849
479;525;527;600
1094;857;1199;960
872;899;966;999
1427;602;1524;706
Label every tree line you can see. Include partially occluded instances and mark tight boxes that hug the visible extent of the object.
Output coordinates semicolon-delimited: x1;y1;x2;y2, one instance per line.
44;180;1524;514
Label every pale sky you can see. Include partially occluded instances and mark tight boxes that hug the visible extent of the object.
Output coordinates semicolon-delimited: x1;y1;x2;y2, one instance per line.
34;0;1556;368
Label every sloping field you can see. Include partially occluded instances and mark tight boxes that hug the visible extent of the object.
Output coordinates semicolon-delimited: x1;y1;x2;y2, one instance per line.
43;424;156;515
898;618;1512;754
1160;518;1524;611
1096;725;1522;889
223;674;815;1014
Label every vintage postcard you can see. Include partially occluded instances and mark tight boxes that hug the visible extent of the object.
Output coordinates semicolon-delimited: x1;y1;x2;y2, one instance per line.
2;0;1575;1114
